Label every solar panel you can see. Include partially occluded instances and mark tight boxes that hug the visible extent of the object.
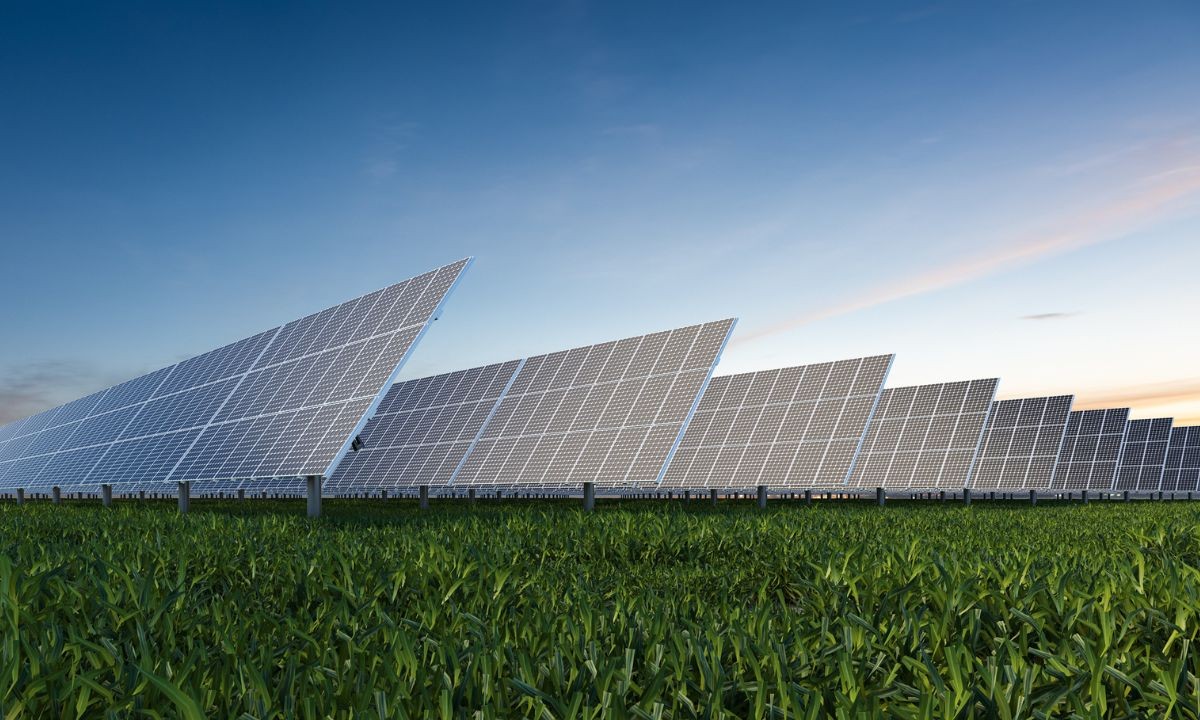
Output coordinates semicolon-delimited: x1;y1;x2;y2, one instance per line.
0;258;471;493
1051;408;1129;491
326;319;735;492
324;360;522;493
847;379;998;489
1113;417;1172;493
1162;426;1200;493
658;355;894;490
970;396;1073;490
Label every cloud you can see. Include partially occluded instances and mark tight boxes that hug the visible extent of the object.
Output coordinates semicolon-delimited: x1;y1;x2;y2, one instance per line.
601;123;660;139
732;150;1200;346
1072;378;1200;412
0;361;127;425
1020;312;1077;321
363;120;419;180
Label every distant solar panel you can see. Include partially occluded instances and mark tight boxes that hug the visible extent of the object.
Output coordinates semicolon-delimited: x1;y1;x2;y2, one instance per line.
1051;408;1129;491
970;396;1073;490
1113;418;1172;493
658;355;893;490
1162;426;1200;493
848;379;998;489
0;259;470;493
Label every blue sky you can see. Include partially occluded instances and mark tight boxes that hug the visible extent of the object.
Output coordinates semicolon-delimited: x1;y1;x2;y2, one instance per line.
1;1;1199;424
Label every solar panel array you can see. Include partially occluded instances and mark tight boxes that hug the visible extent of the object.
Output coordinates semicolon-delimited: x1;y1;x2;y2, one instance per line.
325;319;734;491
1051;408;1129;491
970;396;1073;490
658;355;893;490
1162;426;1200;492
848;379;998;489
325;361;522;493
1114;418;1172;492
0;259;470;493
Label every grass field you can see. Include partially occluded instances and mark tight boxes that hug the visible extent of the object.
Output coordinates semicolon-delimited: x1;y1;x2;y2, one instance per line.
3;498;1200;718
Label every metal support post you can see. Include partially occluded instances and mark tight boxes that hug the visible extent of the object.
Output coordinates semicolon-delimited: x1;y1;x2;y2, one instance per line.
306;475;322;518
583;482;595;512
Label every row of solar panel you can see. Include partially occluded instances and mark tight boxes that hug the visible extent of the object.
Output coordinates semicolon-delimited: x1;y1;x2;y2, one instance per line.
2;254;1197;498
319;351;1198;495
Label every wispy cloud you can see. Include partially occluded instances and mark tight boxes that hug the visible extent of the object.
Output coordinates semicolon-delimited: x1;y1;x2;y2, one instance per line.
363;120;419;180
733;149;1200;346
1021;312;1077;321
601;123;660;139
1073;377;1200;411
1071;378;1200;427
0;361;126;425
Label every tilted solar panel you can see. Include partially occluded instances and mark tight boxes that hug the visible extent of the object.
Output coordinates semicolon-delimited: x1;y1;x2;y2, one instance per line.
324;360;523;493
970;396;1073;490
325;319;735;492
848;379;998;489
0;258;471;493
1162;426;1200;493
1114;417;1172;493
658;355;894;490
1051;408;1129;491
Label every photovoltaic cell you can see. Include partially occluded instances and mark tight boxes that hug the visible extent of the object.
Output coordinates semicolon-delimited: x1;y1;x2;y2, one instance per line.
658;355;893;490
0;259;470;493
848;379;998;489
1162;426;1200;493
1113;417;1172;493
970;396;1073;490
1051;408;1129;491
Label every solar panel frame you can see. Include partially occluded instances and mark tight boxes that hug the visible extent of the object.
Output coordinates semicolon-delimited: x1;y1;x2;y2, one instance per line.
970;395;1074;490
1113;417;1172;493
0;258;471;493
1051;408;1130;491
848;379;998;490
1162;426;1200;493
658;355;894;490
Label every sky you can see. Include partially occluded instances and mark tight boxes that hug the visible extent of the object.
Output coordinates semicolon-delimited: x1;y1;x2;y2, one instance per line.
1;0;1199;426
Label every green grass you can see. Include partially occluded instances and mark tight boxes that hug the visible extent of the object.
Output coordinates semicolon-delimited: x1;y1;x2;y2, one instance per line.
3;498;1200;718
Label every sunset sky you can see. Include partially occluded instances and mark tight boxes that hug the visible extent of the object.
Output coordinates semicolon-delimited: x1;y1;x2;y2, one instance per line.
1;1;1198;425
